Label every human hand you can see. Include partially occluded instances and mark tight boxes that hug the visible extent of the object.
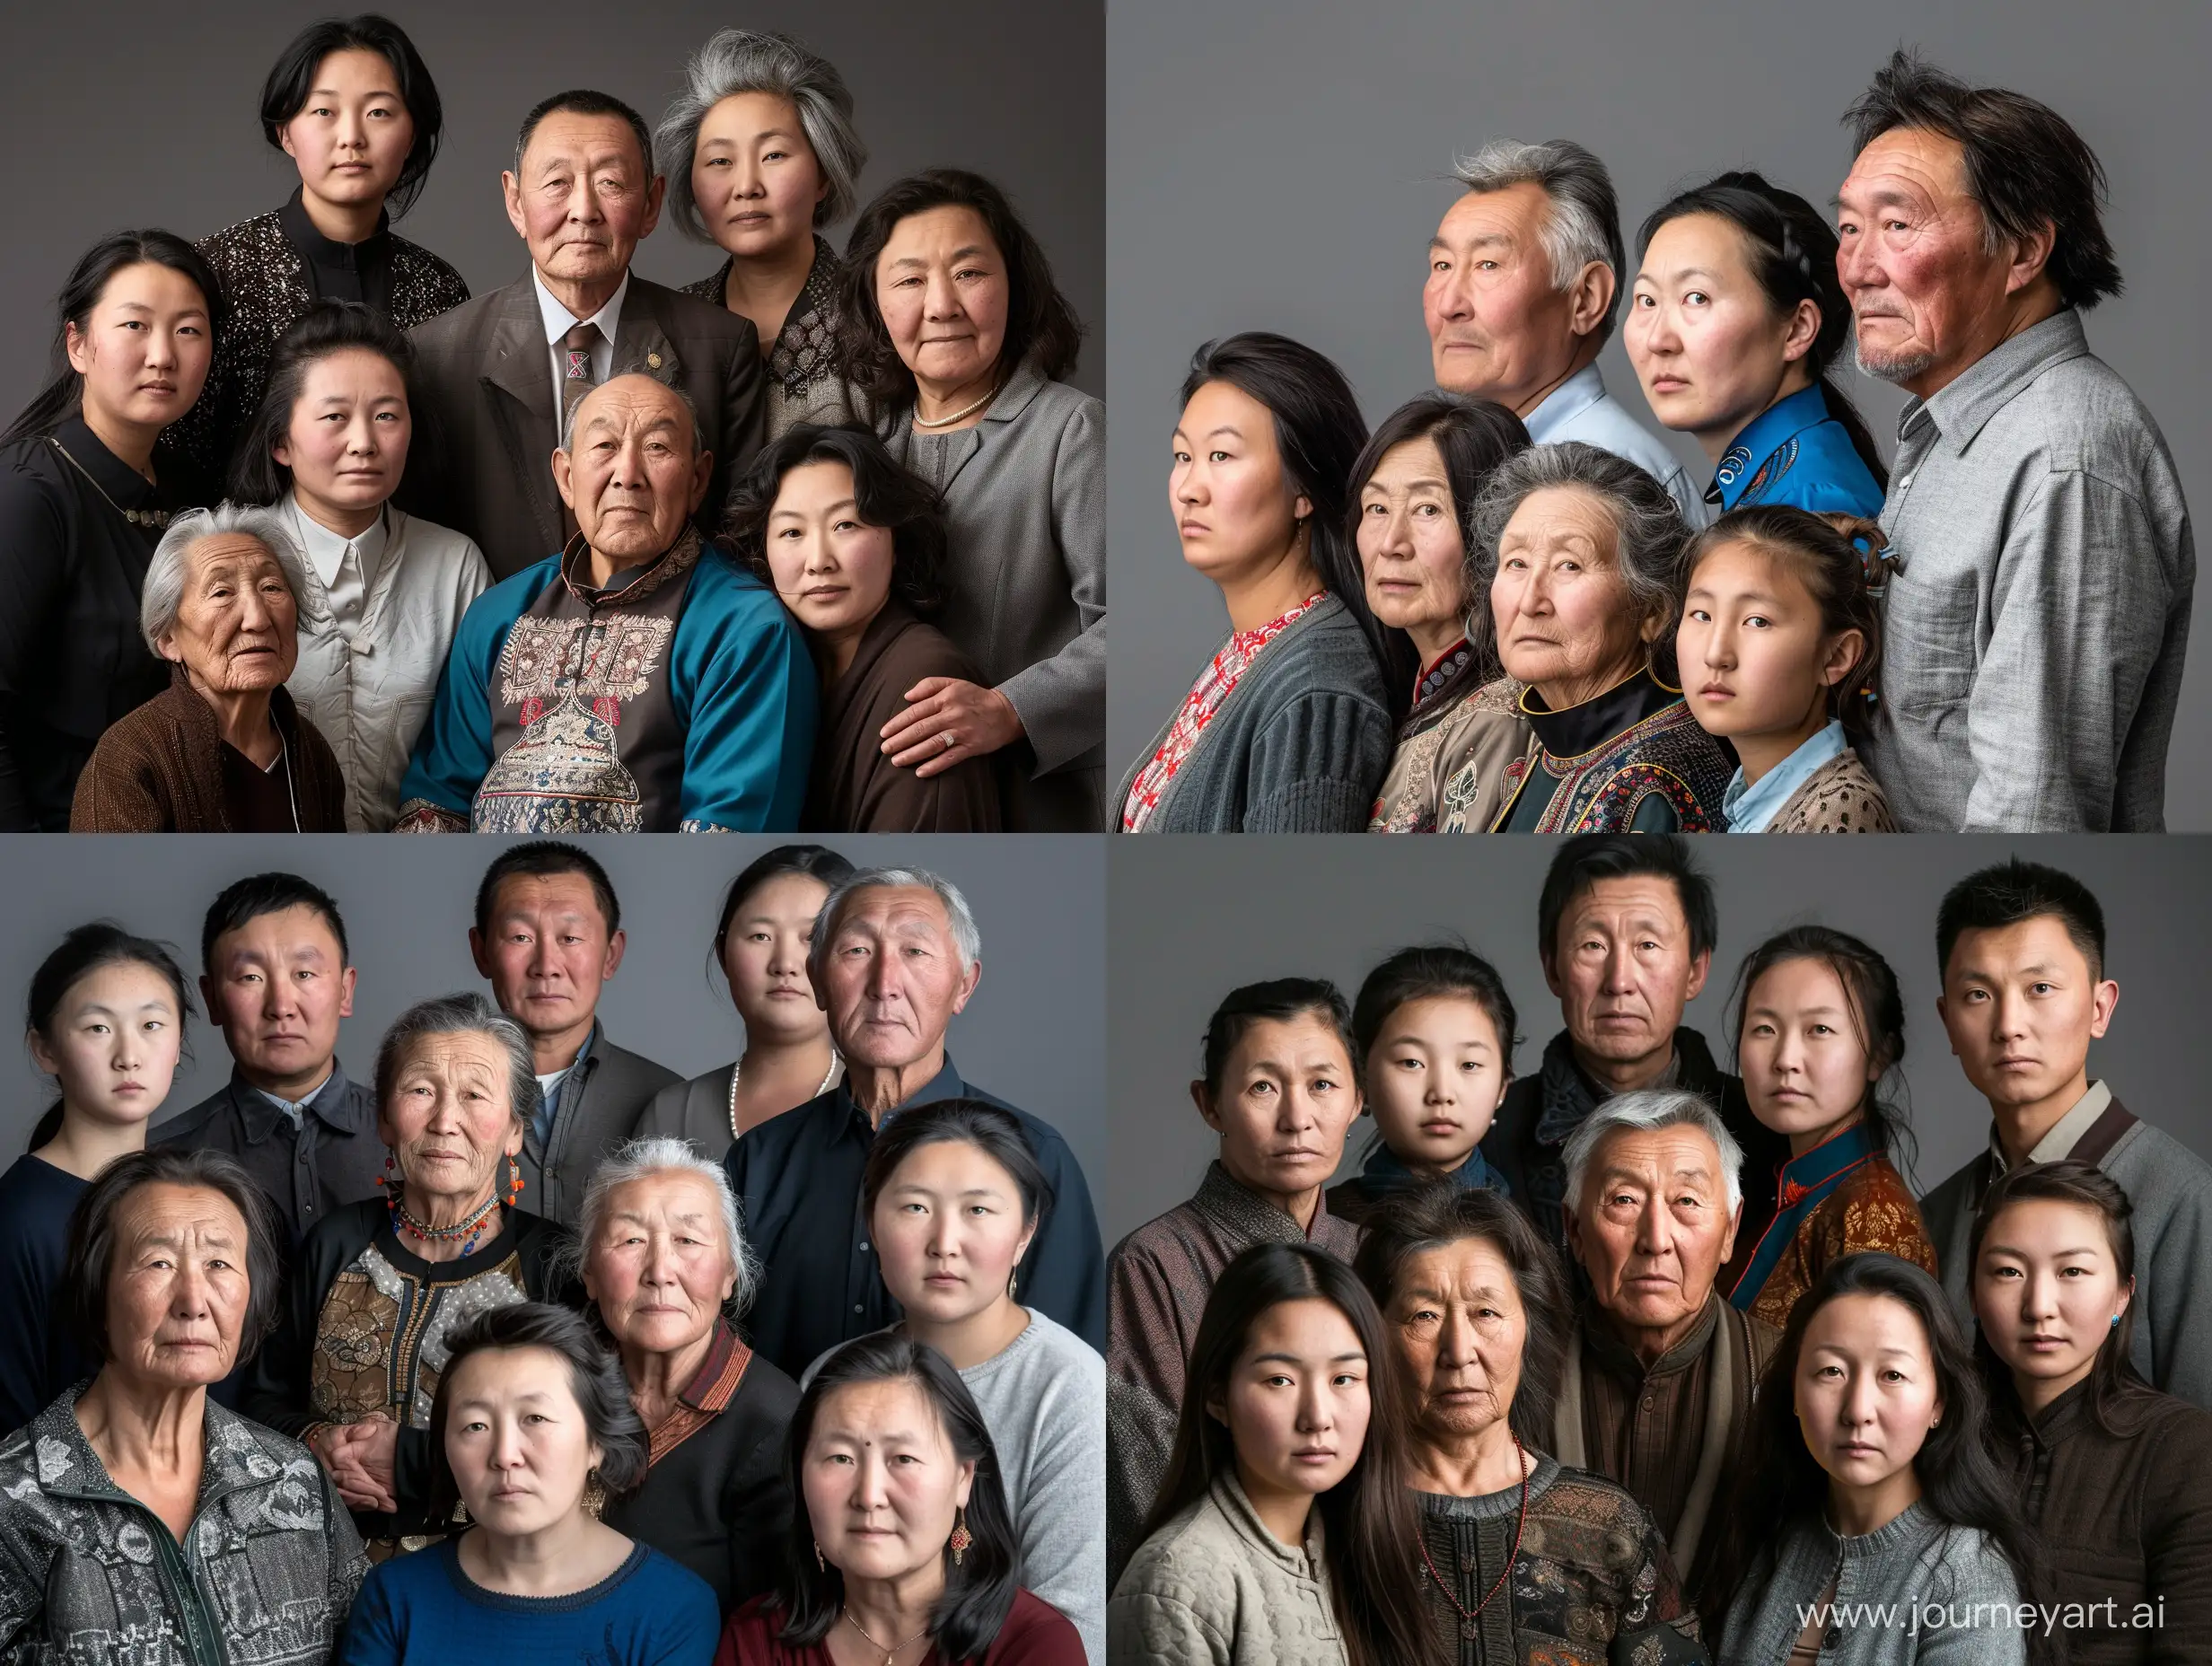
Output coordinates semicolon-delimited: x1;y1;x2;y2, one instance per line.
317;1416;400;1513
879;678;1023;776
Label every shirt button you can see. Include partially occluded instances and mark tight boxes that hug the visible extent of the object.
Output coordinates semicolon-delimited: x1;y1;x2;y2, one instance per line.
859;1241;870;1253
853;1303;864;1314
1824;1627;1843;1649
1642;1396;1654;1410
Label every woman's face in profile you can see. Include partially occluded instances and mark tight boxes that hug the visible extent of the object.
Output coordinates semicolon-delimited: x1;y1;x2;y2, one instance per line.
763;459;898;644
1356;435;1468;642
1170;380;1305;589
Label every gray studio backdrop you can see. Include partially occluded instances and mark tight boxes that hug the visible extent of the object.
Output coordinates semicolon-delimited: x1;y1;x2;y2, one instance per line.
0;0;1100;400
1104;835;2207;1244
0;836;1106;1184
1106;0;2212;822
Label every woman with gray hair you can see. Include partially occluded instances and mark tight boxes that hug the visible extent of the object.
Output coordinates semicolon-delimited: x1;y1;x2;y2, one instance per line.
1452;440;1734;832
239;992;573;1550
70;502;347;830
658;28;865;437
578;1136;801;1618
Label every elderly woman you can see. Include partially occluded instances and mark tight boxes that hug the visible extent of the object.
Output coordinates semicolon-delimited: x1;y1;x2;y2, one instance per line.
0;1147;364;1663
725;424;1004;830
1471;442;1733;832
71;504;347;830
578;1137;801;1617
240;993;570;1548
658;28;865;437
839;169;1104;831
1352;1184;1707;1665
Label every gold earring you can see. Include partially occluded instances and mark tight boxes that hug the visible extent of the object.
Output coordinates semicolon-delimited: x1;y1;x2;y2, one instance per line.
582;1468;607;1519
815;1540;826;1573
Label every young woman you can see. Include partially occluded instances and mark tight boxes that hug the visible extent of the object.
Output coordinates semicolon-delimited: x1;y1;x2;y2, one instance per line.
1110;1241;1444;1666
1723;926;1934;1327
1119;333;1391;833
1677;504;1897;832
0;924;192;1434
1325;944;1515;1224
1970;1161;2212;1666
1707;1255;2035;1665
1625;171;1887;519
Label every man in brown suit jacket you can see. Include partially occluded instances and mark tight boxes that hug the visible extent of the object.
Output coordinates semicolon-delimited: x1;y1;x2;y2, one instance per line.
405;89;766;580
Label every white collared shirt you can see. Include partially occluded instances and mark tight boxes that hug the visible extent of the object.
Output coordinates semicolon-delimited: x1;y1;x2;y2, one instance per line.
1991;1078;2114;1172
287;502;391;642
1523;362;1709;527
532;267;629;440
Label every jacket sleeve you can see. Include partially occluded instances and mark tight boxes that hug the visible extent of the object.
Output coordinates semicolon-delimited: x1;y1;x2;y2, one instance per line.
1242;689;1393;833
2142;1162;2212;1407
240;1215;342;1442
394;581;516;829
1107;1589;1229;1666
1023;1135;1106;1353
1013;1356;1108;1666
997;397;1106;779
673;574;817;832
322;1465;368;1636
1105;1248;1182;1587
708;326;768;537
2140;1414;2212;1666
68;732;170;832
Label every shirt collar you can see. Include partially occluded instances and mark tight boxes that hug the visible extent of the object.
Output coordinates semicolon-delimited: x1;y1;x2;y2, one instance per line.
677;1318;754;1413
1900;307;2089;455
533;267;630;350
53;415;155;510
285;492;391;587
234;1059;362;1140
1521;662;1680;761
1722;720;1848;832
1707;384;1833;509
277;186;390;269
833;1053;964;1136
1584;1288;1722;1383
1522;362;1609;444
1990;1078;2112;1171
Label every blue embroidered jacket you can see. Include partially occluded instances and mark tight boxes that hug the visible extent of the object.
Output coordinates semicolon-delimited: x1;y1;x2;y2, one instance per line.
1704;383;1884;519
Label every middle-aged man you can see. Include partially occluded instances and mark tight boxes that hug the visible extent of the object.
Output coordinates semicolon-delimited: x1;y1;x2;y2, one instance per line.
151;872;385;1247
724;867;1105;1381
395;372;813;832
1838;51;2194;831
1559;1089;1780;1591
1919;858;2212;1409
405;88;767;580
468;841;679;1226
1425;138;1704;523
1481;835;1789;1255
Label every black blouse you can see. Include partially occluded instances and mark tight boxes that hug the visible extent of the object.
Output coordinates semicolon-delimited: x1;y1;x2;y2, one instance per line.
276;187;395;311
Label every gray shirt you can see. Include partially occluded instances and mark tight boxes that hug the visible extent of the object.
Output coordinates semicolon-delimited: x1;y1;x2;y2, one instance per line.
1861;309;2193;830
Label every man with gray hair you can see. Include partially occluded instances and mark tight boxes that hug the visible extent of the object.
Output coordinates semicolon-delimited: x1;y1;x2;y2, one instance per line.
722;866;1105;1377
1557;1087;1780;1588
1424;138;1704;523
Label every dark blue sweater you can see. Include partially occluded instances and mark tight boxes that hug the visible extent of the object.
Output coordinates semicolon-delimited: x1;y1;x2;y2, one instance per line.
0;1153;88;1435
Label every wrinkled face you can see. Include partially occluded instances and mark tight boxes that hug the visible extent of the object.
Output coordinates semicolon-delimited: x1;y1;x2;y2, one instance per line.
817;887;979;1072
803;1378;976;1584
691;91;825;261
874;206;1008;394
1567;1124;1738;1331
503;110;662;287
1628;213;1811;438
445;1346;604;1539
278;47;416;210
1356;435;1469;641
65;260;213;433
158;534;300;692
472;872;624;1047
763;459;897;642
1937;916;2115;1112
1424;184;1584;403
872;1138;1036;1328
1546;874;1709;1067
203;905;355;1086
1680;539;1855;741
1199;1013;1360;1204
1794;1292;1944;1493
584;1171;737;1358
1211;1298;1371;1504
102;1183;254;1389
1972;1197;2131;1392
1739;956;1880;1144
1490;487;1649;697
272;347;411;516
28;961;184;1128
378;1030;525;1206
556;376;711;565
720;872;835;1047
1386;1238;1526;1444
1171;379;1308;588
1363;995;1508;1173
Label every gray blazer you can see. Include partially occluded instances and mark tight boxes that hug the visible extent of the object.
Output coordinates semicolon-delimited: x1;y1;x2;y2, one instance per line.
889;359;1104;831
632;1062;740;1166
524;1029;681;1227
1113;593;1393;833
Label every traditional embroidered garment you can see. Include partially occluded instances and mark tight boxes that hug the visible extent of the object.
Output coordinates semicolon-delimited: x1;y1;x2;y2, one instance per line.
396;528;814;832
1430;676;1540;834
1723;1124;1936;1332
1121;591;1324;831
1494;668;1734;832
682;236;856;438
1369;638;1486;831
1702;383;1885;519
1765;748;1897;833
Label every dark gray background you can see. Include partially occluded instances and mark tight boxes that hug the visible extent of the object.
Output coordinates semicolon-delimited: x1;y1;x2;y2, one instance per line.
1105;0;2212;823
1103;835;2208;1243
0;0;1101;403
0;835;1106;1182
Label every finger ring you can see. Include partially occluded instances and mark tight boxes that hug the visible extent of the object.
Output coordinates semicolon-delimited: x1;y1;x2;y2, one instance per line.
942;731;955;750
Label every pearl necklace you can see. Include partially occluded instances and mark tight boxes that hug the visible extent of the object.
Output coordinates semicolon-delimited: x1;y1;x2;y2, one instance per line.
910;377;1000;429
729;1051;842;1141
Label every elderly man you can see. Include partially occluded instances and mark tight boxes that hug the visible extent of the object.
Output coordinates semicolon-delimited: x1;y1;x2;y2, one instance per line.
395;372;812;831
405;89;766;579
723;866;1105;1379
1425;139;1702;523
1838;52;2193;831
152;872;384;1247
1482;835;1788;1254
1558;1088;1780;1589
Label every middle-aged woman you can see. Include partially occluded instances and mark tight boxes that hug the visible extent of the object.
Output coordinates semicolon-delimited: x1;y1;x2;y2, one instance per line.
0;924;192;1436
726;424;1003;830
659;28;866;436
229;301;491;829
241;993;570;1548
1721;926;1935;1328
166;13;469;486
0;230;222;829
1475;442;1734;831
579;1138;802;1618
0;1146;365;1664
1626;171;1887;521
1970;1160;2212;1666
340;1302;722;1663
1118;332;1393;833
71;504;348;831
1355;393;1533;834
841;169;1105;832
1706;1255;2034;1666
861;1099;1107;1663
636;846;855;1162
1354;1186;1710;1665
717;1332;1085;1664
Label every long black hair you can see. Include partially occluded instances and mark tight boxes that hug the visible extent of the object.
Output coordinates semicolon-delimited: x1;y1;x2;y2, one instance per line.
227;300;420;505
1144;1242;1447;1666
259;14;445;218
23;923;196;1151
709;843;856;981
3;231;225;449
1637;171;1888;488
722;423;952;616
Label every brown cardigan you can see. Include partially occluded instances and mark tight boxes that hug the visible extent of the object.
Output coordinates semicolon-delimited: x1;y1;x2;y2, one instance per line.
71;669;347;831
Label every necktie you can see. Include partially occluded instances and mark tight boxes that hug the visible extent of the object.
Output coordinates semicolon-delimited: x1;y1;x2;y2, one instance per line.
560;320;602;541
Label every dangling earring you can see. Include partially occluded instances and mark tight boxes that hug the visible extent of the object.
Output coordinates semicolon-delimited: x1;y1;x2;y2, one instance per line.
450;1496;470;1525
376;1150;397;1192
948;1505;971;1567
505;1154;524;1206
814;1540;826;1573
581;1467;606;1519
